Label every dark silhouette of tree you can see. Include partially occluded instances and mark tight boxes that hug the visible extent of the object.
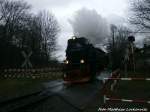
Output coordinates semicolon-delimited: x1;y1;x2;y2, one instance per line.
0;0;60;68
0;0;31;43
0;0;32;68
36;11;60;59
107;25;131;70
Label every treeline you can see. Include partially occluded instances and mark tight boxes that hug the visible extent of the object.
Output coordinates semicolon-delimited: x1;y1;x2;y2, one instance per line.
0;0;60;68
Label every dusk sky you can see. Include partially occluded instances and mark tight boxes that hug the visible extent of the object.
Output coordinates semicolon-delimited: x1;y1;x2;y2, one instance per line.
15;0;130;60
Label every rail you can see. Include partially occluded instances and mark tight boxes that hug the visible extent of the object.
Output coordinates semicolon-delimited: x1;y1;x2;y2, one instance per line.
0;81;65;112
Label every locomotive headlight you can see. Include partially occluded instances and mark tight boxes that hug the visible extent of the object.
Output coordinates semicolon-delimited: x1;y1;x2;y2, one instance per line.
72;36;76;40
65;60;69;64
80;59;85;64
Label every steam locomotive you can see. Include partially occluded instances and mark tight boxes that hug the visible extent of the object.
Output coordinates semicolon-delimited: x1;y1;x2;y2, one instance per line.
63;36;108;83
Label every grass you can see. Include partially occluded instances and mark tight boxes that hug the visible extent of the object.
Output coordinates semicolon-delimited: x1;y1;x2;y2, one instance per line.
121;71;150;78
0;79;43;101
114;81;150;100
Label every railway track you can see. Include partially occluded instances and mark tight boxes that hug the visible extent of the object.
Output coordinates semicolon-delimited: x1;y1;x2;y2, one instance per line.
0;71;114;112
0;81;64;112
9;81;83;112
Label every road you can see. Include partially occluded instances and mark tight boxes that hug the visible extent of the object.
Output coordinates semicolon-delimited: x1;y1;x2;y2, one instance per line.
12;71;111;112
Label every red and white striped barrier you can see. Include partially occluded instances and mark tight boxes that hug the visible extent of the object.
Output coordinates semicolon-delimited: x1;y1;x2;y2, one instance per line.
110;75;120;91
102;70;121;92
102;70;121;104
102;70;120;84
103;77;150;81
102;71;150;104
104;95;150;104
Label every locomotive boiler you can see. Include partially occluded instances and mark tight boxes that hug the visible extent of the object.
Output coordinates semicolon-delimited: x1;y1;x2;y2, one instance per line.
63;36;108;83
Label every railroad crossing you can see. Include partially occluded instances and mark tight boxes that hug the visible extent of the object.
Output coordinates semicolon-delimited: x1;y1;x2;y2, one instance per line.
21;51;33;68
0;71;112;112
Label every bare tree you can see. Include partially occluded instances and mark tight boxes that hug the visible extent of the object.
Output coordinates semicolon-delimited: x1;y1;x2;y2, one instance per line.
0;0;60;68
36;11;60;59
0;0;33;68
130;0;150;30
0;0;31;45
107;25;132;69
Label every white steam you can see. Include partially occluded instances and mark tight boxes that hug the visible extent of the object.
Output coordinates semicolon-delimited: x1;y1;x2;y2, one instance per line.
69;8;110;45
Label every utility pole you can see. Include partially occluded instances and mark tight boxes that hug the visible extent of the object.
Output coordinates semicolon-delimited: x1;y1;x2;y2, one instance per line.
111;25;117;70
111;25;117;50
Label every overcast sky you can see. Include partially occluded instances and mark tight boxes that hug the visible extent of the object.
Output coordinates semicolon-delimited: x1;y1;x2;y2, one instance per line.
20;0;130;60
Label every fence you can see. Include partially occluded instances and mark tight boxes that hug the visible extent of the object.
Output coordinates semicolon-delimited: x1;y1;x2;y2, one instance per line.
0;67;64;79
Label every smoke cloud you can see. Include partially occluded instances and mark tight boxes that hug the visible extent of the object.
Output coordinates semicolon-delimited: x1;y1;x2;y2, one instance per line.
69;8;110;45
